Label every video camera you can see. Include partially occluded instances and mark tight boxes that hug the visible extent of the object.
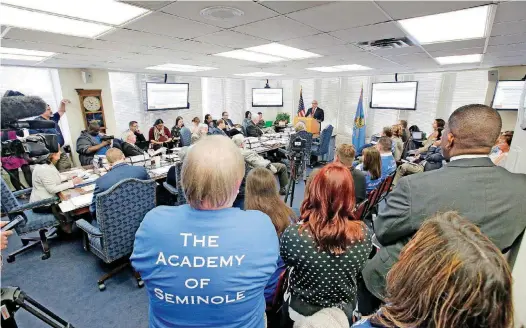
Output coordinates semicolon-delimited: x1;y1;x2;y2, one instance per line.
100;135;114;142
289;135;307;159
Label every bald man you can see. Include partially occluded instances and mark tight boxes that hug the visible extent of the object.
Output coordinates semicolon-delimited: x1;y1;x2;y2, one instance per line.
89;148;150;218
361;104;526;313
306;100;324;123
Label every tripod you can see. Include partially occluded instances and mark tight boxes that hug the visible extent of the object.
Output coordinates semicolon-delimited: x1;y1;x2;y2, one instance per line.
284;152;305;207
1;287;75;328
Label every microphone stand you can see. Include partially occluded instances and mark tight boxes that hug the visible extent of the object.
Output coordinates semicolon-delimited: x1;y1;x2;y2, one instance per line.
1;287;75;328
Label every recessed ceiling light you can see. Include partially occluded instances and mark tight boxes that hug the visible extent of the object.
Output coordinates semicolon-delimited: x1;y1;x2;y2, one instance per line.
2;0;149;25
0;53;47;61
306;67;343;72
146;64;218;72
307;64;372;72
435;54;482;65
214;50;285;63
1;5;111;38
1;47;55;57
234;72;283;77
399;5;490;44
246;43;322;60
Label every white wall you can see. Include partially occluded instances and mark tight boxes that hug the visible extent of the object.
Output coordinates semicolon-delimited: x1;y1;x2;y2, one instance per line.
484;66;523;131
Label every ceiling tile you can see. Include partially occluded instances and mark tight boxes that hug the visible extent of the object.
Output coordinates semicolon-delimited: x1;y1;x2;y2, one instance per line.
99;29;183;49
287;2;389;32
192;30;268;48
329;22;406;43
123;12;221;39
161;1;279;28
488;33;526;46
491;20;526;37
371;46;423;57
422;38;486;52
377;1;491;20
119;1;174;10
486;42;526;54
494;1;526;23
78;39;154;54
233;16;319;41
0;39;78;54
258;1;332;14
428;47;484;57
383;53;430;65
3;28;90;46
308;44;365;56
175;40;232;55
280;33;345;50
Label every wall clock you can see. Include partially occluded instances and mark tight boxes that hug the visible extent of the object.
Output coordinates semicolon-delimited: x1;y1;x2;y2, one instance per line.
76;89;107;131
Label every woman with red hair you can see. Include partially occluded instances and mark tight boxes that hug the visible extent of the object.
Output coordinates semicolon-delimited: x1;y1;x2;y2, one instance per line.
281;162;372;323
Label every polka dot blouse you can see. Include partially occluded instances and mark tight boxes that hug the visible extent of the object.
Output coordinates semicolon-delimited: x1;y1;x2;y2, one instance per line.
280;223;372;308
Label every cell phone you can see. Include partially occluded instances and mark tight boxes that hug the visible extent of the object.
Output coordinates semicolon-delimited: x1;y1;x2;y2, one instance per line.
1;219;21;232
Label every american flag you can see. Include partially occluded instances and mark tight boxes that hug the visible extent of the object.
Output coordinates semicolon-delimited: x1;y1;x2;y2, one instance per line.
297;87;305;117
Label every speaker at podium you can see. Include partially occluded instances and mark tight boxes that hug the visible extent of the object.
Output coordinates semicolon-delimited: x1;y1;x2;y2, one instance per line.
293;117;320;136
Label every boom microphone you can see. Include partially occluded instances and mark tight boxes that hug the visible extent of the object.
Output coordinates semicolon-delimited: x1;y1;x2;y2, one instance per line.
1;95;47;129
9;120;57;129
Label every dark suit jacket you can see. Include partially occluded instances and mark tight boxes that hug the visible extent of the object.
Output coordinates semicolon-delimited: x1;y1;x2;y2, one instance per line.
122;142;145;157
225;118;234;129
306;107;324;122
363;157;526;300
351;168;367;204
246;123;263;137
90;163;150;216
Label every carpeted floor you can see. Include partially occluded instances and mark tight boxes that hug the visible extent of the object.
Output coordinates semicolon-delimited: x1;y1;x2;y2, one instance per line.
1;180;307;328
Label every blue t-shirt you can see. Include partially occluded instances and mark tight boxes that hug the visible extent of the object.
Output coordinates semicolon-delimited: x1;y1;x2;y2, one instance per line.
380;154;396;178
364;171;382;194
352;318;375;327
131;205;279;328
93;135;109;155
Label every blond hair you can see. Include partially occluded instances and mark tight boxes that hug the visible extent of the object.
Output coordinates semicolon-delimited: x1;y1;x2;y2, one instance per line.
106;148;125;164
294;122;306;132
181;135;245;209
336;144;356;168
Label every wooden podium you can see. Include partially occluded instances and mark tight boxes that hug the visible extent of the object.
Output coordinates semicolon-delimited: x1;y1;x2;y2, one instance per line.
293;117;320;135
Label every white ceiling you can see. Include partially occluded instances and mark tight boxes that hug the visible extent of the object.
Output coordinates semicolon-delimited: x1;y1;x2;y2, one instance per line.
1;0;525;79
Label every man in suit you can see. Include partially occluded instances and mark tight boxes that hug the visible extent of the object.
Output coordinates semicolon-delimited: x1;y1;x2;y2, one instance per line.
360;104;526;313
246;116;264;137
222;111;235;130
121;131;147;157
90;148;150;218
305;100;324;123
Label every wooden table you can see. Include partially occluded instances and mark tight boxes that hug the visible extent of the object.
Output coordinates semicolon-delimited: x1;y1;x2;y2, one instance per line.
58;187;92;216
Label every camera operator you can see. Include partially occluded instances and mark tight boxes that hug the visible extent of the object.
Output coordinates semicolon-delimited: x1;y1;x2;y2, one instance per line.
76;121;112;166
28;98;72;171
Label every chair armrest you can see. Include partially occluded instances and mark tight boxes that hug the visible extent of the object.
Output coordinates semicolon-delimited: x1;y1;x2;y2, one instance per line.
13;188;33;197
162;181;178;196
76;219;102;237
9;196;60;214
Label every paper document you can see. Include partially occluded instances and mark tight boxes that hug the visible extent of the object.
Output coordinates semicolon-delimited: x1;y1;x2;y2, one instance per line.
82;184;96;192
149;166;171;176
70;193;93;207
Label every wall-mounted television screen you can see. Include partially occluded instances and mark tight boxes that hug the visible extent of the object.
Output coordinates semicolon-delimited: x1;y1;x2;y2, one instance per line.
146;82;189;111
492;80;525;111
252;88;283;107
370;81;418;110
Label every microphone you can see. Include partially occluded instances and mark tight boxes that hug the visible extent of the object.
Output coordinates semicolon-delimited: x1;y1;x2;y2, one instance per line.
1;96;47;129
1;215;27;232
9;120;56;129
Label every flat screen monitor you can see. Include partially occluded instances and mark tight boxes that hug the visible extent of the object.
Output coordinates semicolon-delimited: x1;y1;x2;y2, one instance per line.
370;81;418;110
252;88;283;107
146;82;189;111
412;131;423;140
492;80;525;111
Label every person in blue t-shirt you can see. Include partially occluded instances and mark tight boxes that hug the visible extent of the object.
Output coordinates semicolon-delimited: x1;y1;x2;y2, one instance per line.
353;212;513;328
357;147;382;194
376;137;397;178
131;136;279;328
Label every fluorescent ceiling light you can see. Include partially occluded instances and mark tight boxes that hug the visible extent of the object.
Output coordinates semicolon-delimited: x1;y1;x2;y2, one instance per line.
307;64;372;72
2;0;149;25
0;53;46;61
234;72;283;77
246;43;322;60
146;64;218;72
1;47;55;57
435;54;482;65
1;5;112;38
399;5;490;44
213;50;285;63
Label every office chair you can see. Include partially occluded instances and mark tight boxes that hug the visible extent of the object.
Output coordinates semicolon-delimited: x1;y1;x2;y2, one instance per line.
310;124;334;167
76;178;156;291
0;178;61;262
179;127;192;147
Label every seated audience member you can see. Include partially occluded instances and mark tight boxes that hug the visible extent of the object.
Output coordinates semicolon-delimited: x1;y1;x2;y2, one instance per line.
246;116;264;137
232;135;289;195
204;114;214;128
208;119;227;136
281;162;371;322
391;125;404;161
89;148;149;218
121;131;147;157
122;121;147;145
166;147;189;189
415;118;444;155
243;110;252;126
357;127;393;157
358;147;382;194
377;137;397;177
170;116;184;147
294;121;306;133
30;147;83;211
149;119;173;150
490;132;513;167
245;167;297;304
392;141;444;185
335;144;366;204
398;120;409;143
76;121;112;166
221;119;242;137
222;111;234;129
190;117;200;134
191;124;208;144
354;212;514;328
131;136;278;328
362;104;526;312
256;112;265;128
